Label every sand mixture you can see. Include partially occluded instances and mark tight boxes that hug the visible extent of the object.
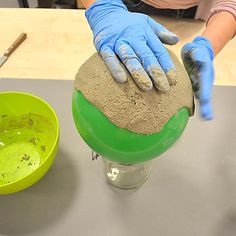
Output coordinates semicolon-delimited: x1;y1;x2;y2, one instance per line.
74;50;194;135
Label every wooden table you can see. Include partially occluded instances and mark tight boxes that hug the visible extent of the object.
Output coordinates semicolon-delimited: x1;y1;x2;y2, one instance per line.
0;8;235;85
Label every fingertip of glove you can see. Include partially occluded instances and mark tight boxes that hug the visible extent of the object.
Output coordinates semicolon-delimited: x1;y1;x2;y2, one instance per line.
200;103;214;120
148;67;170;92
106;65;128;84
114;71;128;83
166;68;177;86
202;113;214;121
181;43;193;56
159;31;179;45
154;79;170;92
131;71;153;91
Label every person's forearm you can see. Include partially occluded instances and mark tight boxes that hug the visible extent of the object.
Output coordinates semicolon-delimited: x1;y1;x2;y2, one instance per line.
202;11;236;56
80;0;96;8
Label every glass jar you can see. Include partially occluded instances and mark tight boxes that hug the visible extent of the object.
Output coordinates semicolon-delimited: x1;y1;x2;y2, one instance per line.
102;158;152;189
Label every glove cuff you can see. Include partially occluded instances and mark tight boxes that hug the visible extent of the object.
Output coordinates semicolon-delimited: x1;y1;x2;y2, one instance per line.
85;0;128;28
193;36;214;60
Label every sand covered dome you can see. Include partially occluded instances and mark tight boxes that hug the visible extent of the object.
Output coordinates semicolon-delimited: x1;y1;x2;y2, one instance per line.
74;51;194;135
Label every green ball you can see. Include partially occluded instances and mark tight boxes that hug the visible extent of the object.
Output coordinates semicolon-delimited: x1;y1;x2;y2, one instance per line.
72;89;189;164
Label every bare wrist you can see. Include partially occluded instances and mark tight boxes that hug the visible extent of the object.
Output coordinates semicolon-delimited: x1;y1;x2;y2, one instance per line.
202;11;236;56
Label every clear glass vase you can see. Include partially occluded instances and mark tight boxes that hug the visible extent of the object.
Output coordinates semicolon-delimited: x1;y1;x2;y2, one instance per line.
102;158;152;189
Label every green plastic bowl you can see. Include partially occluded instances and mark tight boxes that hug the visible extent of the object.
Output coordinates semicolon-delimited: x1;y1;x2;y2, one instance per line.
0;92;59;194
72;89;189;164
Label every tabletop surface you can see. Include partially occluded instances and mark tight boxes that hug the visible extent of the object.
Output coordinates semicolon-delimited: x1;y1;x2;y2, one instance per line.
0;8;235;86
0;79;236;236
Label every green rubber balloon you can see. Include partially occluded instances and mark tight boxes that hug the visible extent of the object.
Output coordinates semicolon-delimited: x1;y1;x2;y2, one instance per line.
72;89;189;164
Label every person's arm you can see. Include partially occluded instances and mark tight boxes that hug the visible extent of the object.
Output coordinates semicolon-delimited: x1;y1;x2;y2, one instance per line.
83;0;179;92
202;11;236;56
80;0;94;8
181;3;236;120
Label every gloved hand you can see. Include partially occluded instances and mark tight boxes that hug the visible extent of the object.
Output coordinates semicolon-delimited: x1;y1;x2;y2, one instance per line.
85;0;179;92
181;36;214;120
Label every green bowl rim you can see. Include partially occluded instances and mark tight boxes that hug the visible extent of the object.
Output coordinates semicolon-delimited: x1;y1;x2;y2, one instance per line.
0;91;60;188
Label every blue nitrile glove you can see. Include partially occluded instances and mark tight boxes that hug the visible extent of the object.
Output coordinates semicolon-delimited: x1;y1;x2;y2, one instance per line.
181;36;214;120
85;0;179;92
